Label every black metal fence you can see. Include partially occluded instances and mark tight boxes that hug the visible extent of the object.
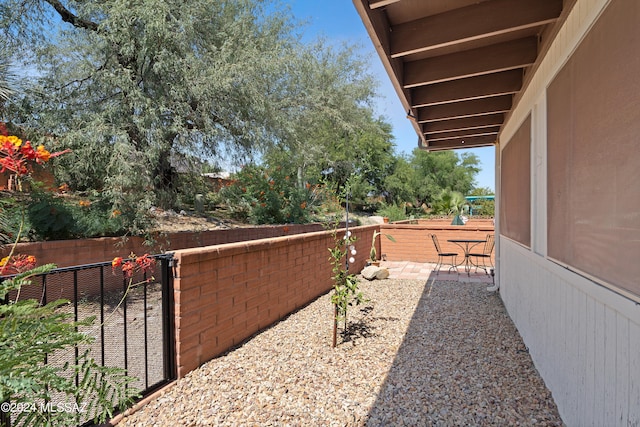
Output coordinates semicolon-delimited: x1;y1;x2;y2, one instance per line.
1;253;176;426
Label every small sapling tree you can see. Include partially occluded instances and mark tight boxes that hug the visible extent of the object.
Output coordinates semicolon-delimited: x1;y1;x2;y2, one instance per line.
326;181;366;347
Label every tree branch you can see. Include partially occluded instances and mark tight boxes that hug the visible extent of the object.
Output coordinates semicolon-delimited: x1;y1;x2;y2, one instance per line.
44;0;99;31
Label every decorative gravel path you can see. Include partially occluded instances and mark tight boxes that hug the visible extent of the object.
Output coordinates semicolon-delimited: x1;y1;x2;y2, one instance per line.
118;277;564;426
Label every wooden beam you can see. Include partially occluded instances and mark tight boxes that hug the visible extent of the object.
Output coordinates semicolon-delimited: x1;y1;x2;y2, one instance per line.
417;95;512;122
369;0;400;9
424;114;504;133
426;127;501;142
390;0;562;57
403;37;538;88
424;134;498;150
411;70;522;107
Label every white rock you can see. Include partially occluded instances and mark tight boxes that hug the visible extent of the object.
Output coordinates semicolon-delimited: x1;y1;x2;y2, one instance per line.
361;265;380;280
375;268;390;280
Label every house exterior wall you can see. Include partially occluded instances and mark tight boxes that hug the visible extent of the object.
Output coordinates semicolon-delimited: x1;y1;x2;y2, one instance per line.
501;240;640;426
498;0;640;424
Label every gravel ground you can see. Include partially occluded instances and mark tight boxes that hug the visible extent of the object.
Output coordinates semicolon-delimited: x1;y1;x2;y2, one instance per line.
118;278;564;426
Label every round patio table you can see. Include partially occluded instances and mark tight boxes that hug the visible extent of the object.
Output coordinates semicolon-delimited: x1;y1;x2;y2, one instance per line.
447;239;486;274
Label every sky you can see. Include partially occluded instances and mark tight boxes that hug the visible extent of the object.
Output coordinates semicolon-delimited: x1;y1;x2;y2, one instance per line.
287;0;496;191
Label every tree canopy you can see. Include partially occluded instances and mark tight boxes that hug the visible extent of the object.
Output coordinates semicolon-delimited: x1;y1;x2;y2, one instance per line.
409;149;480;207
0;0;489;228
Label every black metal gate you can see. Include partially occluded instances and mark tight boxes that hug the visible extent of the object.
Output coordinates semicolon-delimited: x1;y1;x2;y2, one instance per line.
1;253;176;426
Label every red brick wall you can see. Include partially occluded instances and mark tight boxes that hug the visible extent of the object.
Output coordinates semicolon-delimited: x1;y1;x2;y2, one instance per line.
0;223;340;268
172;225;377;377
379;219;495;264
3;218;494;379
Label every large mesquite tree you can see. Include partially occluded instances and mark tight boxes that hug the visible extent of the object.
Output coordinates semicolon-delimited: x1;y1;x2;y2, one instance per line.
1;0;397;224
1;1;300;211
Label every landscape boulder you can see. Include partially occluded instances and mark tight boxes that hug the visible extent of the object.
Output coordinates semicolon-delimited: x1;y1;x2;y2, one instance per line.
361;265;390;280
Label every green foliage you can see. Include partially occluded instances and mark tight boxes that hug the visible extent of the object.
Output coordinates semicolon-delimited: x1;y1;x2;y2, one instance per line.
326;216;365;346
3;2;396;214
410;150;480;207
468;187;495;216
219;164;322;225
26;192;75;240
376;204;407;222
382;155;416;206
369;230;396;262
0;47;16;109
2;0;301;210
431;189;468;216
0;270;139;426
25;191;132;240
471;198;495;216
0;194;23;244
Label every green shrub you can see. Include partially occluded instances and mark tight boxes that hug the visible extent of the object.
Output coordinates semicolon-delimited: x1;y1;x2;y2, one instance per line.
0;194;27;244
376;203;407;222
218;165;322;225
25;191;132;240
27;192;76;240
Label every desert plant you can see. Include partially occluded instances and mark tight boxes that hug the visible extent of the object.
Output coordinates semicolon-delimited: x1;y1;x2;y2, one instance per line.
376;203;407;222
0;125;139;426
369;230;396;263
219;164;321;225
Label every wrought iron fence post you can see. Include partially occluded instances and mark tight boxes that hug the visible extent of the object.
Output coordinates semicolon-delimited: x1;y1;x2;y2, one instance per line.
160;254;177;381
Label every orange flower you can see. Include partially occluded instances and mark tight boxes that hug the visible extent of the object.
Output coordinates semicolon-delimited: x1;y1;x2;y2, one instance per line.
120;261;134;278
0;254;37;275
79;200;91;207
20;141;37;160
0;156;28;175
300;201;307;209
36;145;51;162
112;254;155;280
135;254;155;274
0;125;70;177
111;209;122;217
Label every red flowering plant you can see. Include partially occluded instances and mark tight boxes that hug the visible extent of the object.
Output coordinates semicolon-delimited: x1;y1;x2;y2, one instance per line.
111;253;156;283
0;124;138;425
0;123;66;291
0;122;69;179
94;253;157;329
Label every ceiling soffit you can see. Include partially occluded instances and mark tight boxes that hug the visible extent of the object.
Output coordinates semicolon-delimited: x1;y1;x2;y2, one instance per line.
354;0;571;151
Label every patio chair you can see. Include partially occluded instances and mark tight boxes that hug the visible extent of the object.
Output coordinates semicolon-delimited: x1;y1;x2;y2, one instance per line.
469;234;495;274
430;234;458;275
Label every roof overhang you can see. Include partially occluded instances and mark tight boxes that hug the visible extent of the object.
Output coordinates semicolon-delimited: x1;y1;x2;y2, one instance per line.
353;0;574;151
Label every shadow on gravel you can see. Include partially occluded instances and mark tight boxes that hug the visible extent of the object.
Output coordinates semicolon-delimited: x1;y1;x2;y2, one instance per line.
363;272;564;426
341;305;377;344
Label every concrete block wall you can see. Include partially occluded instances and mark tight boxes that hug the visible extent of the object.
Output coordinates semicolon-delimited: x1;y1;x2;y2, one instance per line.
379;220;495;264
171;225;377;377
0;223;344;303
1;223;337;268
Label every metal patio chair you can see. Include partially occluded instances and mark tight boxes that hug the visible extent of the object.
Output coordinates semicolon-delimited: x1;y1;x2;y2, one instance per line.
430;234;458;275
469;234;495;274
